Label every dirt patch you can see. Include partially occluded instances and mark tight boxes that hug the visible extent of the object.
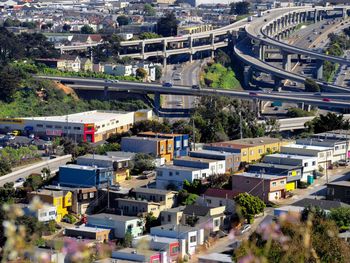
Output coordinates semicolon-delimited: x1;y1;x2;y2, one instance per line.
54;82;79;100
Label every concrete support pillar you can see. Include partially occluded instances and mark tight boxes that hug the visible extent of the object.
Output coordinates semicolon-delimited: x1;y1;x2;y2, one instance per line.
103;86;108;99
210;33;215;46
315;59;323;80
314;10;318;23
154;92;161;114
188;36;193;49
162;40;167;53
298;102;305;110
259;44;266;61
211;50;215;59
140;41;145;55
282;52;292;71
273;21;277;33
273;76;282;91
304;104;311;112
243;66;252;88
253;98;261;118
189;53;193;62
163;56;167;67
343;9;348;19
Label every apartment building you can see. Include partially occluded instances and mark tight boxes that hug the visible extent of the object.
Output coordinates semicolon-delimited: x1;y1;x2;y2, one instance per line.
115;198;165;218
133;188;178;209
160;206;185;225
138;131;190;157
263;153;318;182
189;150;241;173
205;137;291;164
87;213;144;239
196;188;239;214
65;225;110;242
121;136;174;162
77;154;132;183
232;173;287;202
173;156;226;175
27;189;72;222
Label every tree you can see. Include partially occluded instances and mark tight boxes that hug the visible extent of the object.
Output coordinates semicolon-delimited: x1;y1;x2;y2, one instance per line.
96;143;120;155
0;65;24;102
0;159;11;176
80;25;94;34
130;120;171;134
117;15;130;26
144;4;156;16
23;174;43;191
131;153;156;175
62;24;71;32
230;1;250;15
157;12;178;37
304;78;320;92
123;232;133;247
178;189;198;205
207;174;230;188
145;213;159;232
136;67;148;80
154;65;162;80
215;50;231;66
306;112;350;133
183;179;203;195
235;193;265;223
330;207;350;231
139;32;161;40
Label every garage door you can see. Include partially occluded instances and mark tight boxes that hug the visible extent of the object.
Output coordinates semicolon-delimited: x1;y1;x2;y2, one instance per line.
286;181;296;191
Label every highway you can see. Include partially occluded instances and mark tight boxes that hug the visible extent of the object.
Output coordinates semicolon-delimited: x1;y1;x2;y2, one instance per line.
37;75;350;109
0;155;72;186
247;6;350;66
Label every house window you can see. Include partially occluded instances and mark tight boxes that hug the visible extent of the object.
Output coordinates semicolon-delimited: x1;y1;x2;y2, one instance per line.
190;236;196;243
157;171;163;177
46;125;53;128
346;190;350;197
243;151;247;156
272;182;277;186
258;149;263;154
168;215;171;222
214;219;220;227
304;163;308;167
207;199;212;204
335;146;339;150
202;173;207;178
250;150;254;155
161;216;164;221
36;124;43;128
219;164;223;169
49;211;56;216
39;212;47;217
280;181;285;184
312;161;316;166
176;172;179;175
272;147;277;151
74;127;81;130
169;172;173;176
219;201;223;206
171;246;179;254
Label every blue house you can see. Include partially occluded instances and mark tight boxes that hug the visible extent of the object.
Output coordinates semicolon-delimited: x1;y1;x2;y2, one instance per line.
138;132;190;157
59;164;113;188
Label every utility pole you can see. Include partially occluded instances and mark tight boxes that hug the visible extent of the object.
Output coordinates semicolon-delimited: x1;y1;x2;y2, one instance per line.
192;118;196;151
239;109;243;139
326;152;329;184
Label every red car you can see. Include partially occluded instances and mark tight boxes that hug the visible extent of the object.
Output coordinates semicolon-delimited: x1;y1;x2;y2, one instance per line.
323;98;331;102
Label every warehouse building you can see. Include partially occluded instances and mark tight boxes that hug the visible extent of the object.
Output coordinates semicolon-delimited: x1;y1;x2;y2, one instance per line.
0;110;139;143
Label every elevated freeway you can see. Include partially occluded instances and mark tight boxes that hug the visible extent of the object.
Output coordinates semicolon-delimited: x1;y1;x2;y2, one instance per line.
37;75;350;109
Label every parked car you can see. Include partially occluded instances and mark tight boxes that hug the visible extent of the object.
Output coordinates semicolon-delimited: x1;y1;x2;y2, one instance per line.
338;160;349;166
192;85;200;90
249;92;258;96
322;98;331;102
240;224;251;235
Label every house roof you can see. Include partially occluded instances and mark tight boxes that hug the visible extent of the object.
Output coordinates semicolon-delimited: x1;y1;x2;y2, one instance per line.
249;163;302;171
133;187;177;195
197;253;233;263
87;213;138;222
203;188;241;199
292;198;350;210
183;205;211;217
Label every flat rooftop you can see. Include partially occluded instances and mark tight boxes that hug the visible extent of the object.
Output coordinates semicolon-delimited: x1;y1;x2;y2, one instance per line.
327;180;350;187
60;164;111;171
123;136;168;142
114;248;158;257
235;172;286;180
283;144;332;151
162;206;186;213
190;149;239;157
198;253;233;263
133;187;177;195
29;189;65;198
133;235;178;244
226;137;290;146
22;110;132;124
152;223;199;233
138;131;186;137
66;225;110;233
250;163;302;170
157;165;202;172
88;213;138;222
174;156;220;163
264;153;317;160
78;154;131;162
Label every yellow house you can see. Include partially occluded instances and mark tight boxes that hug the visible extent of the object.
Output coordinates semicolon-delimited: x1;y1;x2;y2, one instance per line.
206;137;292;164
28;189;72;222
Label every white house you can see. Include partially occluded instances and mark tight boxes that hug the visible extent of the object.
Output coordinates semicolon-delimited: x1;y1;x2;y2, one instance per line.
104;64;133;76
156;165;211;190
173;156;226;175
263;153;318;182
22;204;57;222
150;224;205;255
87;213;144;239
281;144;333;170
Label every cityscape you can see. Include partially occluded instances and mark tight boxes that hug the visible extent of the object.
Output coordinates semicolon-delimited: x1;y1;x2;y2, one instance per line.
1;0;350;262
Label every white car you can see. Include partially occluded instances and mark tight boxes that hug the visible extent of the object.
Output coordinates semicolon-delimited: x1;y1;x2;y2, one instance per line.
240;224;251;235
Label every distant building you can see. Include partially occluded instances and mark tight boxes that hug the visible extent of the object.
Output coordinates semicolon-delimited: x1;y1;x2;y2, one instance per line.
121;136;174;162
133;188;178;209
65;225;110;242
0;110;135;143
204;137;291;164
232;172;287;202
160;206;185;225
173;156;226;175
59;164;113;188
114;198;165;218
27;189;72;222
327;181;350;203
138;131;190;157
87;213;144;239
196;188;239;214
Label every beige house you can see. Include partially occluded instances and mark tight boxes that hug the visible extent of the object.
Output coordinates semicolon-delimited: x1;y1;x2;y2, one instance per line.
133;188;178;209
80;58;93;71
160;206;185;225
115;198;165;218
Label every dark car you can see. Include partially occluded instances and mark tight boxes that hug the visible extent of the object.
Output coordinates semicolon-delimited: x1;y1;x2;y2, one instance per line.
249;92;258;96
192;85;200;90
162;82;173;88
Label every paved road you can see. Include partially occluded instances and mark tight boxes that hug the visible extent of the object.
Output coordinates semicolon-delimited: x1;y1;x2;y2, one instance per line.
39;76;350;109
0;155;72;186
